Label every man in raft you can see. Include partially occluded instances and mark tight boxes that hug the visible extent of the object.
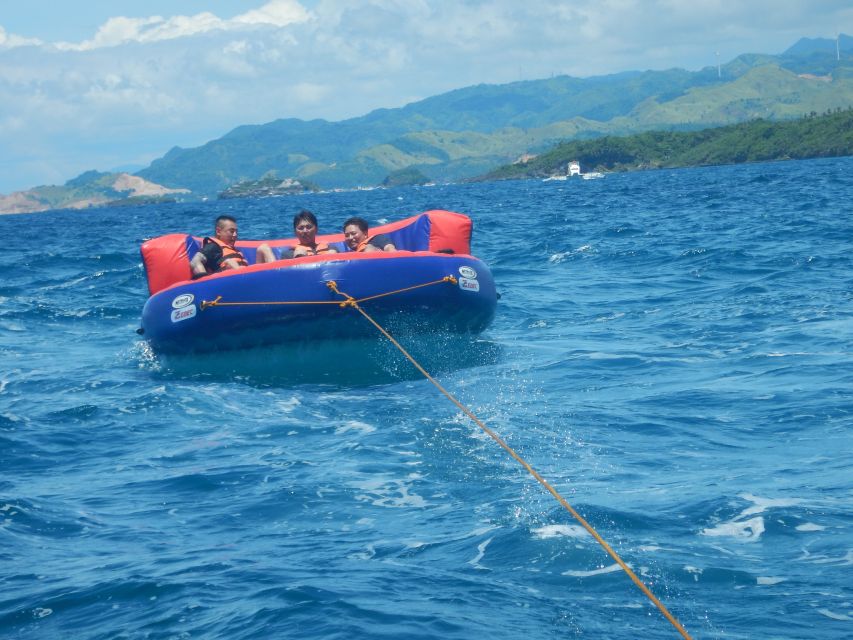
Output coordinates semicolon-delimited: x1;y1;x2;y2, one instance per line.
190;215;275;277
281;210;338;258
342;216;397;252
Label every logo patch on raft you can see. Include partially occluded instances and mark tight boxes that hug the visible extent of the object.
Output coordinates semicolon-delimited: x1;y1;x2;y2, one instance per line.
458;265;477;279
458;277;480;292
171;305;197;323
171;293;195;309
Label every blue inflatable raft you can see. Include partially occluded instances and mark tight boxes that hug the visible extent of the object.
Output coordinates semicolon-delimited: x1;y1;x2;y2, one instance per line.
139;210;497;354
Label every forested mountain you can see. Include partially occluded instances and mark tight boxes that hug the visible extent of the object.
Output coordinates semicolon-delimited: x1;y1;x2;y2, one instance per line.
480;108;853;180
134;35;853;196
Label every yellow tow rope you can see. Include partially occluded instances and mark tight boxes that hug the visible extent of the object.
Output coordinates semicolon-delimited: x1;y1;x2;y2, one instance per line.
201;278;695;639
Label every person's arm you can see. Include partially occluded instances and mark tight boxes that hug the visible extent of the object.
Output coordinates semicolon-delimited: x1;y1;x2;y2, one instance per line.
373;234;396;251
190;250;209;277
190;242;222;277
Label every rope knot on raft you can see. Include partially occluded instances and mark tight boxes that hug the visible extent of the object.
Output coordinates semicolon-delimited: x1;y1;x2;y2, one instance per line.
326;280;357;308
200;296;222;311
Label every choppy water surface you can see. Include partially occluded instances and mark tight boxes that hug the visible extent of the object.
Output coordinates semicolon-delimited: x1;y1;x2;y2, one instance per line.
1;157;851;639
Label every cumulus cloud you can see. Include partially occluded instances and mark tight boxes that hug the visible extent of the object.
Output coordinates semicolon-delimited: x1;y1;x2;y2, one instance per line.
0;25;42;49
232;0;312;27
51;0;311;51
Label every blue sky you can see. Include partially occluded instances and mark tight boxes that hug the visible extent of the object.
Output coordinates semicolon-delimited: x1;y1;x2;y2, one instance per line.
1;0;851;194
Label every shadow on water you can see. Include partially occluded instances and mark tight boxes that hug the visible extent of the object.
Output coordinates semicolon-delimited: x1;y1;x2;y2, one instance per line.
142;333;502;387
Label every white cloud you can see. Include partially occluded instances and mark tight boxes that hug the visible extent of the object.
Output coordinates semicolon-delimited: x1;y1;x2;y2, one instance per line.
0;25;42;49
51;1;310;51
232;0;312;27
290;82;335;106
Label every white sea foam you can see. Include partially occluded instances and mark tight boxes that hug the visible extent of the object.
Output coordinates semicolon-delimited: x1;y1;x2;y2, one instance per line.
468;537;492;569
351;477;427;508
817;608;851;621
795;523;825;532
275;396;301;412
796;548;853;567
701;516;765;541
335;420;376;435
349;544;376;560
562;563;624;578
738;493;802;517
757;577;786;585
701;494;802;542
594;312;625;323
684;565;703;581
0;321;25;332
531;524;590;540
587;350;634;360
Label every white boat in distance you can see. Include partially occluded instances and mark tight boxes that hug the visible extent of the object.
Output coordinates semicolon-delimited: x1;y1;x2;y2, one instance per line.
543;160;605;182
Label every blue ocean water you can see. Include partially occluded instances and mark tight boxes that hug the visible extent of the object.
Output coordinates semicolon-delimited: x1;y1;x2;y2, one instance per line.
1;156;851;639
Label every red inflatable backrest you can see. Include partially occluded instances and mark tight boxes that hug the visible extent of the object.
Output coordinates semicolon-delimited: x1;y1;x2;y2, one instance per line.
423;209;472;255
140;234;194;296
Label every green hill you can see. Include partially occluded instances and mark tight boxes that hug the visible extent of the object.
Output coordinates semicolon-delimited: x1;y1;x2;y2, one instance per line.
479;108;853;180
134;35;853;196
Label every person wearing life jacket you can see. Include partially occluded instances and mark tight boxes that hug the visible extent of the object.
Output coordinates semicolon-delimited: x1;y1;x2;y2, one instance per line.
190;215;275;278
342;216;396;253
282;210;338;258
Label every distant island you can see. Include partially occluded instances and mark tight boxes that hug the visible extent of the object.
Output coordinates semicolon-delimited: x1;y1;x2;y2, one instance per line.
0;171;189;215
218;174;319;199
478;108;853;181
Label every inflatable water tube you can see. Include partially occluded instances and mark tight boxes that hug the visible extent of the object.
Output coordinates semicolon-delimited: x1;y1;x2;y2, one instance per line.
139;210;498;354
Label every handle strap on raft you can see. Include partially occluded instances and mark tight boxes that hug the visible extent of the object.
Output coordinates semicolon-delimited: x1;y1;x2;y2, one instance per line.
326;280;695;640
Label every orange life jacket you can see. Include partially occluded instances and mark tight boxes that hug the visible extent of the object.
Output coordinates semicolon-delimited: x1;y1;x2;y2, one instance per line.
355;235;379;252
294;242;333;256
205;237;248;271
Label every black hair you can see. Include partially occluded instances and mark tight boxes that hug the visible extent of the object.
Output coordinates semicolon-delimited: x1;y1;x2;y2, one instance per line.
342;216;368;233
215;215;237;228
293;209;317;229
